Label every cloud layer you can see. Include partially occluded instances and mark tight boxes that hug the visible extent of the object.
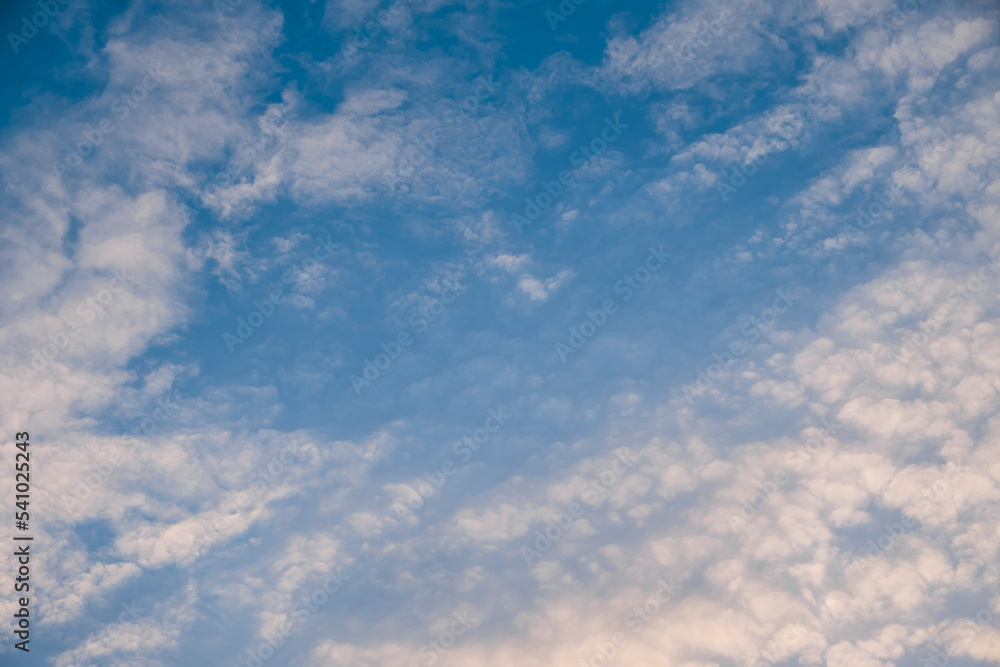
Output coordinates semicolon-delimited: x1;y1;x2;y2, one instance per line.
1;0;999;664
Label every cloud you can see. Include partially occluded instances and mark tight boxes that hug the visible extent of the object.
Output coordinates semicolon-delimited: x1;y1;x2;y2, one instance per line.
3;0;1000;664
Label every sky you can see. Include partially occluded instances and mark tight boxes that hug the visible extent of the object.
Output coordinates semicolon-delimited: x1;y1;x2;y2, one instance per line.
1;0;1000;664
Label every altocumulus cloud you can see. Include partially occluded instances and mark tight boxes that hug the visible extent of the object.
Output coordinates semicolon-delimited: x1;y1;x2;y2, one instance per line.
1;0;1000;665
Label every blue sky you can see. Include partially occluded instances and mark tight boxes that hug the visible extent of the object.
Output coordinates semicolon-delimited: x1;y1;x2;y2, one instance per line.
2;0;1000;665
